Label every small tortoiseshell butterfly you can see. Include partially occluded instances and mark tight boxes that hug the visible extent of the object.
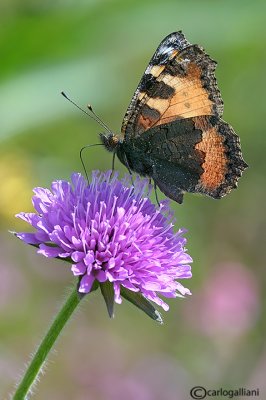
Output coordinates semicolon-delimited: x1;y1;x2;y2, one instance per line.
100;31;247;203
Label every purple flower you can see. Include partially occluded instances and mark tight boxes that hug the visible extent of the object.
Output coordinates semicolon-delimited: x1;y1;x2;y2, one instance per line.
16;171;192;317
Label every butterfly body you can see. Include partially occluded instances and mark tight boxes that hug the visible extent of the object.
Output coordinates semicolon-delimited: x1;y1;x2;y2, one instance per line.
100;31;247;203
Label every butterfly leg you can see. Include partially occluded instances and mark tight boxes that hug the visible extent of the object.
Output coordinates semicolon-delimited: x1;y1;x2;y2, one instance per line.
153;181;160;207
122;153;134;185
111;153;116;177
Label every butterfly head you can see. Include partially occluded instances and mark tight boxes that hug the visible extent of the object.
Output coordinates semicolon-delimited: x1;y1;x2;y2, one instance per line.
99;132;121;152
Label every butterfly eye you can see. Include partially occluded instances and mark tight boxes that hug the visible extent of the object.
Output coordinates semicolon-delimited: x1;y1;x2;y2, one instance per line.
99;133;120;152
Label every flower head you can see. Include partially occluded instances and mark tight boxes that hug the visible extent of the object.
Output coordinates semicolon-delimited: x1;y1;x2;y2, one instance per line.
16;171;192;317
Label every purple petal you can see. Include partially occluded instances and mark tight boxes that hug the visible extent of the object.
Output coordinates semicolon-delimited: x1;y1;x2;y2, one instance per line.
71;251;85;262
79;275;95;293
96;270;107;282
38;244;62;258
114;283;122;304
84;251;94;266
71;262;86;276
16;232;40;245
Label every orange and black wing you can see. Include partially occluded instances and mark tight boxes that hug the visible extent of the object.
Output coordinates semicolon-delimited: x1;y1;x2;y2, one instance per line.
138;115;247;203
120;31;247;203
121;31;223;139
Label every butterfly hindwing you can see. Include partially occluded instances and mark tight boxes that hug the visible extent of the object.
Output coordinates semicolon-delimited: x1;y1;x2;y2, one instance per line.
126;116;247;203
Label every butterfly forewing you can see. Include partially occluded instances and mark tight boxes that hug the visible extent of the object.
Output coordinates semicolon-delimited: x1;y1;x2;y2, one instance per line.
121;31;223;140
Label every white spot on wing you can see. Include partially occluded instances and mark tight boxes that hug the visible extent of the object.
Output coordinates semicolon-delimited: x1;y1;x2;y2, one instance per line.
158;44;175;57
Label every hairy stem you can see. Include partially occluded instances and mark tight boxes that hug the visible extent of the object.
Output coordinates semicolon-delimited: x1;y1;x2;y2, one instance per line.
13;285;81;400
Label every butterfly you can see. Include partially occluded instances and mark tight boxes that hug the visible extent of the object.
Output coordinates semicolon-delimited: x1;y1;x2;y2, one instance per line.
100;31;248;204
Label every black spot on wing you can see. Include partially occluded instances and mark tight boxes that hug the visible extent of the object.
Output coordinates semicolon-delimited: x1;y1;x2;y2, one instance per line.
164;58;188;76
141;74;174;99
141;104;161;120
140;74;156;91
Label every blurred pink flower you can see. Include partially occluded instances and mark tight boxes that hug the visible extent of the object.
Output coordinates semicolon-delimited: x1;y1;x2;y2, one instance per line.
184;262;260;338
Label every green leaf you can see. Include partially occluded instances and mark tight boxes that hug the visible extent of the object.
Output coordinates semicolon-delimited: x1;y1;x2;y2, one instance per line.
100;281;115;318
120;287;163;324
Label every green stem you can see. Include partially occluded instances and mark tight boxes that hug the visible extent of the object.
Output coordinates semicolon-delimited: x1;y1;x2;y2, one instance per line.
13;285;82;400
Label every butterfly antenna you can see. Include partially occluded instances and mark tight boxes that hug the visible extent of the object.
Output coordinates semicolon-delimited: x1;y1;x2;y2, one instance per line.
61;91;113;135
79;143;104;183
86;104;113;135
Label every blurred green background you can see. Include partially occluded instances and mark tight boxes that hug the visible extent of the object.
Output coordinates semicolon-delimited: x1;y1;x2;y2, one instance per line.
1;0;265;398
